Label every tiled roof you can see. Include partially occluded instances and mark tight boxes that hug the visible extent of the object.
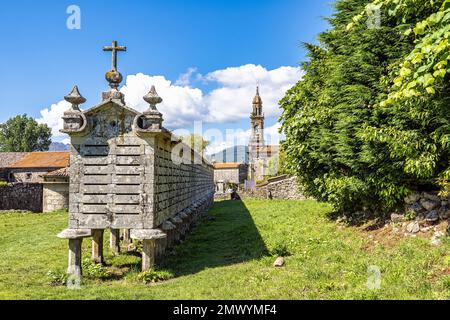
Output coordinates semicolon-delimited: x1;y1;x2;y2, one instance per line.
9;152;70;169
43;167;69;177
214;163;245;169
0;152;29;168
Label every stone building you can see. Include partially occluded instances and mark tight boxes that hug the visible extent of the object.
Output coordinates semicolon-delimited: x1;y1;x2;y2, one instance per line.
248;87;279;182
57;41;215;280
0;152;29;181
213;162;248;193
0;152;70;213
5;152;69;183
42;167;69;213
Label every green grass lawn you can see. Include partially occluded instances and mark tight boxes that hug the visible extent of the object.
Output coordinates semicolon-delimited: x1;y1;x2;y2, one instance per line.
0;199;449;300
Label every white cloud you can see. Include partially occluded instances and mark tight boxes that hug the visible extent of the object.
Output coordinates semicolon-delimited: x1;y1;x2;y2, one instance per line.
36;100;71;139
121;73;207;128
37;64;300;151
204;64;302;123
175;67;198;86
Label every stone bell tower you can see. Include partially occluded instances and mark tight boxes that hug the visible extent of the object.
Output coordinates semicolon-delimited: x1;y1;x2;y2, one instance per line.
249;87;266;181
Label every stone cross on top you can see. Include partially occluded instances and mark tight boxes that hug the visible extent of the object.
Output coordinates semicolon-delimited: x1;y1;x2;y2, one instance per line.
103;40;126;71
103;40;127;94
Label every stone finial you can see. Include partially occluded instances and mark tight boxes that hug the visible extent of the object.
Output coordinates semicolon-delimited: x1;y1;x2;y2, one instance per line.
64;86;86;110
134;85;164;132
61;86;87;135
143;85;163;109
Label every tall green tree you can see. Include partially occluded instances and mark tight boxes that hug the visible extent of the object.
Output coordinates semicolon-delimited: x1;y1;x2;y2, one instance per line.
279;0;443;215
0;114;52;152
351;0;450;196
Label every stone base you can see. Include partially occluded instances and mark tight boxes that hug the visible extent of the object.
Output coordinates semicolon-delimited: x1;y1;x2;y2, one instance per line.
58;193;215;278
131;194;214;271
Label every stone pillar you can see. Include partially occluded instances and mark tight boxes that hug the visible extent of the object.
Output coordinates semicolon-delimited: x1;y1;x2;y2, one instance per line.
57;229;92;283
170;216;183;244
160;221;174;253
110;229;120;255
122;229;131;245
91;229;104;264
142;239;156;271
130;229;167;272
155;239;161;259
68;239;83;279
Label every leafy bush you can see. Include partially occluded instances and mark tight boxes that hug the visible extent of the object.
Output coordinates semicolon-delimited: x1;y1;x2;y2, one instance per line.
138;270;174;284
82;258;111;279
0;180;8;187
46;270;68;287
280;0;450;216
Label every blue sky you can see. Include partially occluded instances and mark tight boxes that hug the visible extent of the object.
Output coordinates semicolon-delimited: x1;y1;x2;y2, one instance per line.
0;0;332;151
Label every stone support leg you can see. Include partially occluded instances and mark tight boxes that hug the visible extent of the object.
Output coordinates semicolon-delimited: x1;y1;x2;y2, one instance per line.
122;229;131;245
68;238;83;281
142;239;156;271
91;229;104;264
110;229;120;255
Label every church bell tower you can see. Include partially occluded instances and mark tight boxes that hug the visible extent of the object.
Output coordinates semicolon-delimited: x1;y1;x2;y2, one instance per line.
249;87;265;181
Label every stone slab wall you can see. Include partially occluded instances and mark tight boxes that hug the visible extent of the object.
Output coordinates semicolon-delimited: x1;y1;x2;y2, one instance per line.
43;183;69;213
0;183;43;212
154;140;215;227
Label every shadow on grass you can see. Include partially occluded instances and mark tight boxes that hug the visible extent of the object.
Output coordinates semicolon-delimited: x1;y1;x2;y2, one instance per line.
160;200;270;277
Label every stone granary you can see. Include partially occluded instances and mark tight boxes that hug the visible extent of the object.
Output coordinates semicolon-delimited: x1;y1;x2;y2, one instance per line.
58;41;215;281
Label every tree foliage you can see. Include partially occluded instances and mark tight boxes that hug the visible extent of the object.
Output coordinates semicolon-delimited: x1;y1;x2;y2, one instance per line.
280;0;450;215
180;134;210;156
0;115;52;152
267;147;290;177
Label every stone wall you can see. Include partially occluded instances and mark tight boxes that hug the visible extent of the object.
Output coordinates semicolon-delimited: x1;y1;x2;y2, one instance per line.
9;168;57;183
214;165;248;184
43;182;69;213
240;176;305;200
267;177;306;200
0;183;43;212
214;168;240;184
154;139;215;227
390;192;449;239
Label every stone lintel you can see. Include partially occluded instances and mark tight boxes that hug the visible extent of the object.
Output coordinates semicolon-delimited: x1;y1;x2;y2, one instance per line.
58;228;92;239
130;229;167;240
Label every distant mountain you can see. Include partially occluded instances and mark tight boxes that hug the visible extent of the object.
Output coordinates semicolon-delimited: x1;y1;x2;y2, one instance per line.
49;142;70;151
209;145;249;164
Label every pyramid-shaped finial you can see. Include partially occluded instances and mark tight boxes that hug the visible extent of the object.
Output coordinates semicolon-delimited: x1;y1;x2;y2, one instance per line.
64;86;86;109
143;85;163;109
